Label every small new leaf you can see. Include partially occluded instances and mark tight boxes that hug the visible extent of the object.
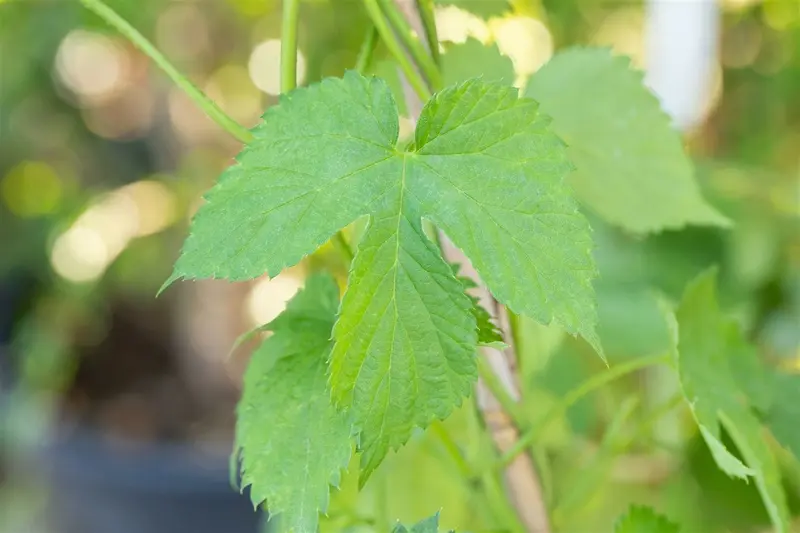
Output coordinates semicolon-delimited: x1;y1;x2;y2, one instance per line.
449;262;504;347
393;512;452;533
667;269;790;533
168;72;601;480
235;274;351;533
614;505;680;533
526;47;730;233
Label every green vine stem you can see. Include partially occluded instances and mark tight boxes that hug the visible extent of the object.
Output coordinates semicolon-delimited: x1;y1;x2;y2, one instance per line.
79;0;254;145
378;0;442;89
477;357;526;426
361;0;432;101
414;0;440;66
496;352;672;468
331;231;355;262
552;392;684;526
430;421;525;532
280;0;302;93
355;25;379;74
480;470;528;533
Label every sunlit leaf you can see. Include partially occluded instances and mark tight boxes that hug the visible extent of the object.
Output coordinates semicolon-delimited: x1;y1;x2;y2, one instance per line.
168;72;600;481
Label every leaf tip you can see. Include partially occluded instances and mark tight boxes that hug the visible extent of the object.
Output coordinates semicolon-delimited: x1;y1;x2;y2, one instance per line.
156;272;182;297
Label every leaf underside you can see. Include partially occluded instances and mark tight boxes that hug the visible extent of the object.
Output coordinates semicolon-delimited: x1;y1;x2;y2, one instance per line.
168;71;601;481
526;47;730;233
668;269;790;533
235;274;351;533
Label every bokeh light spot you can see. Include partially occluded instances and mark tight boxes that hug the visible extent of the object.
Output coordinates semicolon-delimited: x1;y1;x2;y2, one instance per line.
55;30;129;104
489;16;553;85
248;39;306;96
2;161;62;217
51;226;110;283
49;179;177;283
247;273;304;326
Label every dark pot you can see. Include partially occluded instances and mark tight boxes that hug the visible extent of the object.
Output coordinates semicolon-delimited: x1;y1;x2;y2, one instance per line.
41;425;263;533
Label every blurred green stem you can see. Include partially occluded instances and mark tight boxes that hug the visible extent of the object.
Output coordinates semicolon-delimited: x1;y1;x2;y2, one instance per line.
415;0;440;66
624;392;684;449
79;0;253;145
355;25;379;74
378;0;442;89
281;0;302;93
496;352;671;469
431;421;524;532
362;0;432;101
430;422;471;477
477;357;526;426
331;232;354;262
481;470;528;533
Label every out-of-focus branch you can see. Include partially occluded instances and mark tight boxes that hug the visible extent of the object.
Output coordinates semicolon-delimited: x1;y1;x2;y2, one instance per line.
390;3;551;532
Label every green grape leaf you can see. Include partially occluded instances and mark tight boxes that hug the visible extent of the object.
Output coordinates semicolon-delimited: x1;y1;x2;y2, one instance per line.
667;269;790;533
393;512;451;533
525;47;730;233
766;372;800;460
614;505;680;533
235;274;351;533
167;72;601;481
441;38;515;87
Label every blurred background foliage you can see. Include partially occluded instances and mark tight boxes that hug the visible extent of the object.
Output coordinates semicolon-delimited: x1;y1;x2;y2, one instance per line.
0;0;798;532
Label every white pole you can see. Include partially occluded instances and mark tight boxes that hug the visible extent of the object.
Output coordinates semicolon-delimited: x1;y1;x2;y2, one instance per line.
644;0;720;132
643;0;721;448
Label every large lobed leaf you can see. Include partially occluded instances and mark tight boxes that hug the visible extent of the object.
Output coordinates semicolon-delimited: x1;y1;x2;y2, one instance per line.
235;274;351;533
667;269;790;533
168;72;600;481
526;47;730;233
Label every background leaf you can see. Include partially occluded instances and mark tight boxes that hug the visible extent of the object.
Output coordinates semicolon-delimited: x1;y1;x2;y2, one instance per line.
392;512;448;533
441;39;514;87
766;372;800;460
614;505;680;533
667;269;790;533
525;47;730;233
434;0;509;18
